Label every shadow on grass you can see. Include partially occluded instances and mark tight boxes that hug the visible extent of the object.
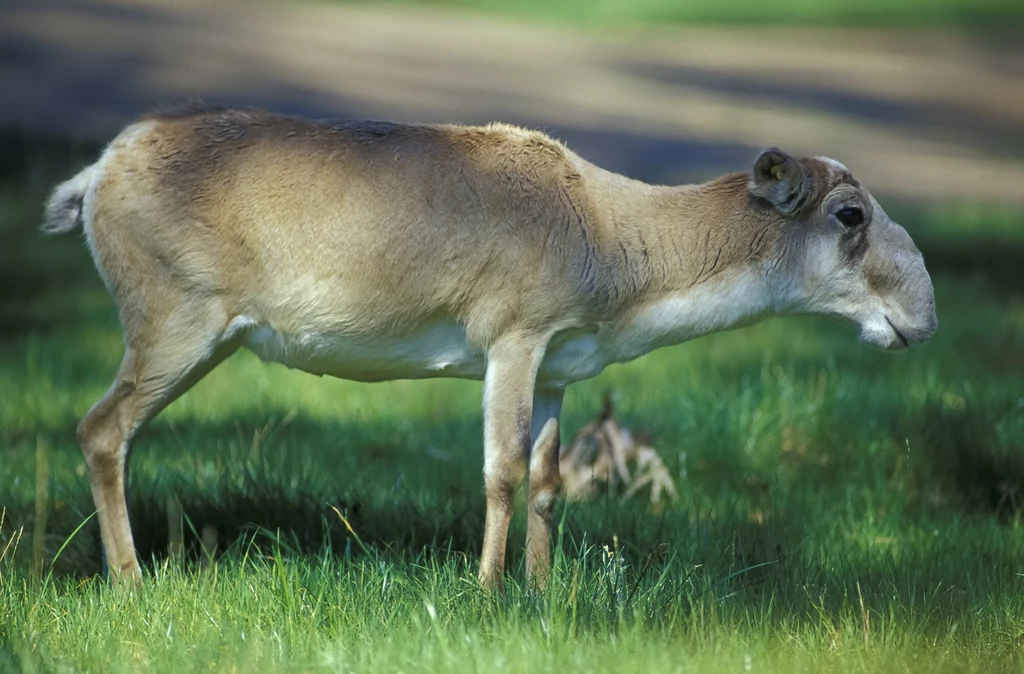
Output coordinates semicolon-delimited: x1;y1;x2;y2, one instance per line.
910;399;1024;521
6;393;1020;582
3;408;789;581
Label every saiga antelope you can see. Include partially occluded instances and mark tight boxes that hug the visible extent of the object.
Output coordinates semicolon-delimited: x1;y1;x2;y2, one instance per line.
43;105;937;590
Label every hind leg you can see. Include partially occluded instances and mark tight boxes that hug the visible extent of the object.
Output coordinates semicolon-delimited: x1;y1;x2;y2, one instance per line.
77;314;237;584
525;387;563;589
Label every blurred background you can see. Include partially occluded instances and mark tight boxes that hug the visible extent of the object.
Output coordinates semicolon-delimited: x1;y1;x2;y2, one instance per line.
2;0;1023;201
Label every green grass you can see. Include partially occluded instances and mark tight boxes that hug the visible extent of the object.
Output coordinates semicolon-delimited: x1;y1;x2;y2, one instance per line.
1;183;1023;672
335;0;1024;29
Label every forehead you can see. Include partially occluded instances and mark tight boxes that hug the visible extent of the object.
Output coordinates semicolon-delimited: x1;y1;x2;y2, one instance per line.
804;155;862;197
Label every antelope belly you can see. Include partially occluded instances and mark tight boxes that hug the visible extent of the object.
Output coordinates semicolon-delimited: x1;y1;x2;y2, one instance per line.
235;318;486;382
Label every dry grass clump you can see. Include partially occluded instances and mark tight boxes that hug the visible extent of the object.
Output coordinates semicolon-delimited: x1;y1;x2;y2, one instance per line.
559;395;678;508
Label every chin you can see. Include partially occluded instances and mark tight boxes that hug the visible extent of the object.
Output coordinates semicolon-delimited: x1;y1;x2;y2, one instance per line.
882;337;908;352
859;325;907;351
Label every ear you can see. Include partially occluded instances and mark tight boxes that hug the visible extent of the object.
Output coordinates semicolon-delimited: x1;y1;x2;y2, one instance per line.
748;148;811;217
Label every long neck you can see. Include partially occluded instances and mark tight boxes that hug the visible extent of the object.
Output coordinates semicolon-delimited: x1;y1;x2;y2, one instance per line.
587;169;781;304
584;168;785;358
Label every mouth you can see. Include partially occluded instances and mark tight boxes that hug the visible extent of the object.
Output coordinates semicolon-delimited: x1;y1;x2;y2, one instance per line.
884;316;909;349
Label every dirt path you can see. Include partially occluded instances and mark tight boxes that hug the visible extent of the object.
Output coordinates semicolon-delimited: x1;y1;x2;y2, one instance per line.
3;0;1023;202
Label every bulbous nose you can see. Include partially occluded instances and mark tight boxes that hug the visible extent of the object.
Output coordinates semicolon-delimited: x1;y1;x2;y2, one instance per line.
904;307;937;345
902;267;937;345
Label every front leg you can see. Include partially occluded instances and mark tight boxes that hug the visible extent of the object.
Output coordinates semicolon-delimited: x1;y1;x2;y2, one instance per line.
478;332;547;592
526;387;564;589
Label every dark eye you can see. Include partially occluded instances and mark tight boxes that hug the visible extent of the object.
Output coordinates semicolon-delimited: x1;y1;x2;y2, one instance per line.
835;207;864;227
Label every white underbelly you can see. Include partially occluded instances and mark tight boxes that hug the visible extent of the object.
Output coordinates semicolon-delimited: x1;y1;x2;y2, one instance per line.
238;319;486;382
229;317;610;387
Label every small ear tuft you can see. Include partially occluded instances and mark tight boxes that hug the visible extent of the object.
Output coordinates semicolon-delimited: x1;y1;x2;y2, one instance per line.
749;148;811;217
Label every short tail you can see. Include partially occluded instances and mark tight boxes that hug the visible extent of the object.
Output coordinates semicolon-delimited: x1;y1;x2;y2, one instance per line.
41;164;97;235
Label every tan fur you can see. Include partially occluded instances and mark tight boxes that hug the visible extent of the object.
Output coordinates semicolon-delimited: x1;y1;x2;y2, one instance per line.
44;106;937;590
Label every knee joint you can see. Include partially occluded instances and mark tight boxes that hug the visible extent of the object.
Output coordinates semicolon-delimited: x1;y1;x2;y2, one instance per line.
484;423;531;497
485;458;527;495
76;411;128;469
531;489;557;520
